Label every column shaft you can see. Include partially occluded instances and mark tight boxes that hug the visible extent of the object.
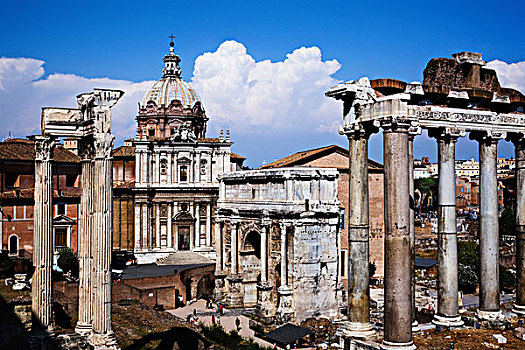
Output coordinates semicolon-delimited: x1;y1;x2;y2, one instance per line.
261;223;268;283
280;223;287;286
479;138;500;312
382;126;413;347
77;155;93;333
515;140;525;314
32;136;55;335
215;220;223;271
91;133;116;344
347;133;372;328
231;222;238;275
408;136;417;329
155;204;160;248
206;204;212;247
167;204;173;248
195;203;201;247
434;136;462;325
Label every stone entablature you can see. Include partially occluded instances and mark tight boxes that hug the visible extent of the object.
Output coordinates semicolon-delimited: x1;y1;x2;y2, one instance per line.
215;168;342;324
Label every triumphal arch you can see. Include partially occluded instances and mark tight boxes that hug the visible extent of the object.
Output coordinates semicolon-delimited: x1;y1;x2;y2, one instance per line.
30;88;123;349
326;52;525;349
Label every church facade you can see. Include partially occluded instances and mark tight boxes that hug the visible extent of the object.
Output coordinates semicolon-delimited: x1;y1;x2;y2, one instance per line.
114;42;244;264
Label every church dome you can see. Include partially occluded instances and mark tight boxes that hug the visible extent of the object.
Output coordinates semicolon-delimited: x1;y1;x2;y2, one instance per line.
141;42;201;108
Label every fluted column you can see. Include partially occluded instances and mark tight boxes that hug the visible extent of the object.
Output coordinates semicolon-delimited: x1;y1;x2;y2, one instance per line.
76;139;94;334
31;136;56;337
513;136;525;316
206;204;212;247
277;221;293;323
342;125;375;338
91;133;118;348
195;203;201;248
214;217;227;302
472;132;502;321
431;129;463;327
381;120;415;350
167;204;173;248
227;219;243;307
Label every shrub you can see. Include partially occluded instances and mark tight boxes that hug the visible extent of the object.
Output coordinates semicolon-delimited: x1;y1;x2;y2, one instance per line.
57;247;79;277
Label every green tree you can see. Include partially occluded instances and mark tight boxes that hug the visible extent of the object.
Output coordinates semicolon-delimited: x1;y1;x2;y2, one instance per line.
458;263;478;294
57;247;79;277
457;240;480;276
499;207;516;242
499;265;516;292
414;177;438;212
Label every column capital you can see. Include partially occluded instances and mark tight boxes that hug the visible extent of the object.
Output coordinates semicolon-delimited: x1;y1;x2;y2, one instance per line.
408;125;422;141
507;132;525;146
469;130;505;144
428;127;466;142
377;116;418;133
340;121;378;140
31;135;57;161
93;132;114;159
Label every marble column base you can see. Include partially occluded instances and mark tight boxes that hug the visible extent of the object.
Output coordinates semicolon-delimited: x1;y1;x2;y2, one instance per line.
92;332;120;350
432;314;464;327
475;309;504;322
27;327;56;350
512;304;525;316
411;320;421;332
380;340;416;350
338;321;375;339
75;322;93;335
226;275;244;308
276;285;294;324
256;282;275;318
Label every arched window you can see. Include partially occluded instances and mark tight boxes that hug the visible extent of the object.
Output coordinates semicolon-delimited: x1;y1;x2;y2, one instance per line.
8;234;18;255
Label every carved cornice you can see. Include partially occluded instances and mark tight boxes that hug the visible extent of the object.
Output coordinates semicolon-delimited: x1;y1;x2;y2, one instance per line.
427;127;466;142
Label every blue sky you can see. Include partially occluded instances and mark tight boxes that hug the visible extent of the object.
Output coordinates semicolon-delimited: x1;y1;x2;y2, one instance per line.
1;1;524;167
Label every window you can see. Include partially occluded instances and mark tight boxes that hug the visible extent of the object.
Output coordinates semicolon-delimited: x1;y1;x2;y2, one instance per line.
8;235;18;255
57;203;66;215
148;129;155;137
340;249;347;277
66;174;78;188
55;228;67;248
160;158;168;175
5;174;20;188
179;165;188;182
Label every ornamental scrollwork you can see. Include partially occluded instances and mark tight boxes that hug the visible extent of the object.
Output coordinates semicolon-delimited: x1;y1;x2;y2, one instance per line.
93;133;114;159
34;137;56;161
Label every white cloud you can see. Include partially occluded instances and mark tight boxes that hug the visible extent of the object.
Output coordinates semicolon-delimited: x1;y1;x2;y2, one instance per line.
0;57;153;143
486;59;525;94
191;40;342;134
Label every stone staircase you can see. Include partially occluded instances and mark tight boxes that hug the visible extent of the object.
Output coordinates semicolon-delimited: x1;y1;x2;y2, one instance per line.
156;250;214;266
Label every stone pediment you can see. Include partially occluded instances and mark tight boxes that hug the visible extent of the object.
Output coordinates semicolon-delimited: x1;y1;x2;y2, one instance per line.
53;214;76;225
177;156;191;163
174;211;194;222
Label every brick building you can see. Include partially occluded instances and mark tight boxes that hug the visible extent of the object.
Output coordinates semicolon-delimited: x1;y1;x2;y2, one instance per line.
261;144;385;282
0;138;81;259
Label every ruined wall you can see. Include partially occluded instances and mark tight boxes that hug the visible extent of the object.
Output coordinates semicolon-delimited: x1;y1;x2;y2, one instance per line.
292;220;340;322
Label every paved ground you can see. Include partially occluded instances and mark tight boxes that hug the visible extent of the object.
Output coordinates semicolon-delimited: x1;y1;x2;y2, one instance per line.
167;299;277;349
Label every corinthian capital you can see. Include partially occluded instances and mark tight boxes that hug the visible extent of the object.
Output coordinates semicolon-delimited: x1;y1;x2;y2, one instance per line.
32;136;56;161
93;133;114;159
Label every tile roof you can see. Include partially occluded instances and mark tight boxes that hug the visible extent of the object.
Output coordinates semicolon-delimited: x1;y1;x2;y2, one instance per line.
265;323;313;345
112;145;135;157
0;139;80;163
230;152;245;160
260;144;383;170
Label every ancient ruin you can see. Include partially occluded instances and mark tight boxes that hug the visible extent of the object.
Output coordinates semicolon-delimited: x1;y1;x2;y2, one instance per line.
30;88;124;349
214;168;342;323
326;52;525;349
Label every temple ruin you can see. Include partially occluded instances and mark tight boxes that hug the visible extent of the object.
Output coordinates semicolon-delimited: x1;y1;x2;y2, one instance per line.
326;52;525;349
30;88;124;350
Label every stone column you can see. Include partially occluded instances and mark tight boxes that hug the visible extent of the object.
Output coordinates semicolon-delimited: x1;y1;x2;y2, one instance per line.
513;137;525;316
167;204;173;248
227;219;243;307
381;120;415;350
155;204;161;248
91;133;118;348
168;153;173;184
134;203;141;250
407;132;420;333
214;217;227;302
432;130;463;327
260;219;269;283
76;140;94;334
473;132;502;321
257;217;274;318
31;136;56;337
206;204;212;247
195;203;201;248
277;221;293;323
341;125;375;338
